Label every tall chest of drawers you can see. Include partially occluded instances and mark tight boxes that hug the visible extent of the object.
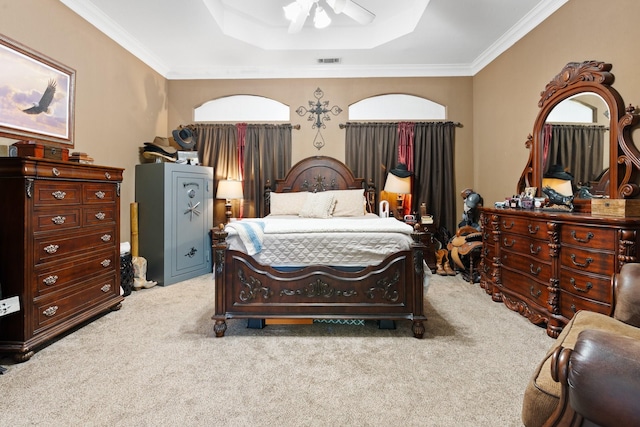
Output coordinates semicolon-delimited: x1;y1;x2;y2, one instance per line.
0;157;124;362
479;207;640;337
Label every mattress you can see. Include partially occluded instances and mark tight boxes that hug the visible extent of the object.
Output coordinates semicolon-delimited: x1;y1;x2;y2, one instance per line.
225;214;414;267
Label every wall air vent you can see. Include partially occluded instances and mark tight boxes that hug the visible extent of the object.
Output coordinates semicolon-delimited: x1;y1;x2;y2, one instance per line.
317;58;342;64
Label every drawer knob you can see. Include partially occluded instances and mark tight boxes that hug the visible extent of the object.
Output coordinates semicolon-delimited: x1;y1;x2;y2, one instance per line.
95;212;106;220
44;244;59;254
51;215;66;225
52;191;66;200
101;284;111;293
101;234;112;242
105;172;111;180
43;275;58;286
52;168;60;177
570;230;594;244
101;259;111;267
43;306;58;317
95;191;105;199
570;254;593;268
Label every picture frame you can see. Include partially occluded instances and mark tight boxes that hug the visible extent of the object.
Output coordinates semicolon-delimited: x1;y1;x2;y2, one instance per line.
0;34;75;147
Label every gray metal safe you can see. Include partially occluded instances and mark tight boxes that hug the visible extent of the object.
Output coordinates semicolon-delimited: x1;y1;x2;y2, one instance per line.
135;163;213;286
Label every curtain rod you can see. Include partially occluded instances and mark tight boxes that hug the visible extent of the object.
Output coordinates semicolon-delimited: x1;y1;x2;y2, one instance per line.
338;121;462;129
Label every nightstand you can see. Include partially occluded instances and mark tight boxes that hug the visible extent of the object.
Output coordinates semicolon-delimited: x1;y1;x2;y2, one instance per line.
419;222;438;273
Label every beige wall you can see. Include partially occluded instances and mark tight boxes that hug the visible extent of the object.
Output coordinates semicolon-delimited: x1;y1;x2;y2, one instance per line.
169;77;474;221
473;0;640;206
0;0;168;241
4;0;640;239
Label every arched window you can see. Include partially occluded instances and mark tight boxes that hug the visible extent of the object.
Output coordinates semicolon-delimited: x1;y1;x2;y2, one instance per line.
349;94;445;121
194;95;290;122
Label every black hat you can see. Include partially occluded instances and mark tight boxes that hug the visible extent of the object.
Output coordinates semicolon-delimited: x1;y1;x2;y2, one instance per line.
544;164;574;181
172;127;196;150
389;163;412;178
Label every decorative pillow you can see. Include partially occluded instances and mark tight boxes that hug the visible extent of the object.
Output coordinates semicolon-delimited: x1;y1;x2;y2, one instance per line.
269;192;309;215
298;192;335;218
326;189;366;216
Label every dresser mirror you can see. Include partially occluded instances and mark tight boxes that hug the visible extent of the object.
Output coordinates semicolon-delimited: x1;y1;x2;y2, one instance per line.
517;61;640;210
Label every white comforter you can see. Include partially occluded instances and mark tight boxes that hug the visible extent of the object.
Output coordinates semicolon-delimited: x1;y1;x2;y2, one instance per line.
225;214;415;267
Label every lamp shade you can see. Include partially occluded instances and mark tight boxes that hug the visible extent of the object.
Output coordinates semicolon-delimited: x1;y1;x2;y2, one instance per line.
384;174;411;194
217;179;243;200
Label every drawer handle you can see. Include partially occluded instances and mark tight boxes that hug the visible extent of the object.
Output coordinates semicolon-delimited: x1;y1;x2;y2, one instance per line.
530;264;542;276
52;191;66;200
570;278;593;293
502;238;515;247
51;215;66;225
52;168;60;177
528;224;540;234
105;172;111;180
101;284;111;293
95;191;106;199
101;234;112;242
502;220;514;229
529;244;541;255
43;275;58;286
101;259;111;267
185;247;198;258
95;212;106;220
529;286;542;299
571;230;594;244
43;306;58;317
570;304;577;313
570;254;593;268
44;244;59;254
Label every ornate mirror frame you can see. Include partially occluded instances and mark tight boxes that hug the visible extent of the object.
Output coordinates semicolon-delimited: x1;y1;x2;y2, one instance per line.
517;61;640;210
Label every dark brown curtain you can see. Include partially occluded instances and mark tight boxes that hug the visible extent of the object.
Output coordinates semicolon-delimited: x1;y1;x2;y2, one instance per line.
344;122;399;195
190;123;292;223
413;122;457;234
544;124;607;184
345;121;457;233
242;124;292;218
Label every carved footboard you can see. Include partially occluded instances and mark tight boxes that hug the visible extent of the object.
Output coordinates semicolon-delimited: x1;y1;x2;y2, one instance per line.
212;227;428;338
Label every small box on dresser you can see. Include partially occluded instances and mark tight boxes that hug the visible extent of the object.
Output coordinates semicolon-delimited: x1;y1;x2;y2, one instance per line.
591;199;640;217
0;157;124;362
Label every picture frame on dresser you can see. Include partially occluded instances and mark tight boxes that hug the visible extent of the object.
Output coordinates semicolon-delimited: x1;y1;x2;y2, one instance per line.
0;33;75;147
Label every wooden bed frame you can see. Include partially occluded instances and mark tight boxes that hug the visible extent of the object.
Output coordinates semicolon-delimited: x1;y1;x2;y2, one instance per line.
211;156;428;338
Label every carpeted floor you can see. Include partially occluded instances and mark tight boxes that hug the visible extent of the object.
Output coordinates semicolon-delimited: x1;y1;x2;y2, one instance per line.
0;272;553;426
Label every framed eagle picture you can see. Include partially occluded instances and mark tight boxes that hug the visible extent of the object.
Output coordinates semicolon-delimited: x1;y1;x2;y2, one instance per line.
0;33;75;147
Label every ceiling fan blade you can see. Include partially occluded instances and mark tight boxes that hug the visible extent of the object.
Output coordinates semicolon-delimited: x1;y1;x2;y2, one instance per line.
287;0;313;34
340;0;375;25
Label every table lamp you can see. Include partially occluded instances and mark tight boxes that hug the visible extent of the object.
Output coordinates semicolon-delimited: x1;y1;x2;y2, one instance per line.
217;179;243;223
384;171;411;219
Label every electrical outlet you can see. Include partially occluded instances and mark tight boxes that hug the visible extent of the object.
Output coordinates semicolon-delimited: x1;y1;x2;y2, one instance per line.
0;296;20;317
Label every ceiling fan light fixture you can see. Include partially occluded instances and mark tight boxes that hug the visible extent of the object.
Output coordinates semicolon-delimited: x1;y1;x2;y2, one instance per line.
283;2;301;21
326;0;347;14
313;5;331;29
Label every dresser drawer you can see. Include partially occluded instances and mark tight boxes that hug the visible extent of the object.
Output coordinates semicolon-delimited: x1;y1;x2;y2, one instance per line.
501;268;549;309
33;181;81;206
558;289;612;319
34;227;116;265
32;274;118;334
34;250;116;296
83;205;116;226
560;225;615;251
500;233;549;258
498;217;547;239
83;183;117;204
501;249;551;283
34;208;81;232
559;246;612;276
559;268;612;303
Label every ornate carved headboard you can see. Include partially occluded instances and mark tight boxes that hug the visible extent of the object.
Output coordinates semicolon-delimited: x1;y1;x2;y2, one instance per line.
264;156;376;214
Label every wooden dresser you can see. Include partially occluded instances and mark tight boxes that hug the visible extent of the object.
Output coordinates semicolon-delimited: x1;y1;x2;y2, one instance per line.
0;157;124;362
479;207;640;337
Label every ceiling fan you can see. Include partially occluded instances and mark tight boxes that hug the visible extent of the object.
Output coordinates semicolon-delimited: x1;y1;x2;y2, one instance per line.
283;0;376;34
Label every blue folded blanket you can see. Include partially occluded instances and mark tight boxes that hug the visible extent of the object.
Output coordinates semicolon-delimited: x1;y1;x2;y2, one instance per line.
225;220;265;255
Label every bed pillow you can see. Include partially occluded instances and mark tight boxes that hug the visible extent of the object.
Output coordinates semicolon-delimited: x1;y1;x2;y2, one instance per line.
269;192;309;215
298;192;335;218
326;189;366;216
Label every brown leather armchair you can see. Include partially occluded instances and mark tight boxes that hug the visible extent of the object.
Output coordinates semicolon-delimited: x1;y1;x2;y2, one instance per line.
522;263;640;427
